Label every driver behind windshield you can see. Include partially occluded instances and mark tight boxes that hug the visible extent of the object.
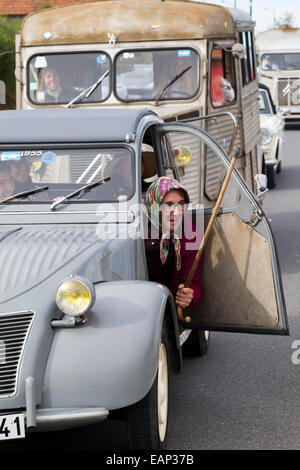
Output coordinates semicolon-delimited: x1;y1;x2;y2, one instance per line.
9;159;34;193
0;163;15;200
37;67;74;103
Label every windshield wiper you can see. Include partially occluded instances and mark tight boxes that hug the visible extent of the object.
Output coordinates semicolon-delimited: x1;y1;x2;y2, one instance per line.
50;176;110;211
0;185;49;204
66;70;110;108
155;65;192;105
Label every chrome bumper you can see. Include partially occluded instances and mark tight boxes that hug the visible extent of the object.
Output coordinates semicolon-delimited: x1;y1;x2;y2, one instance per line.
25;407;109;432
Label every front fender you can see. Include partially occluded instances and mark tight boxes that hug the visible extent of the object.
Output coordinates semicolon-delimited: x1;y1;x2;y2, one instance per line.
42;281;178;410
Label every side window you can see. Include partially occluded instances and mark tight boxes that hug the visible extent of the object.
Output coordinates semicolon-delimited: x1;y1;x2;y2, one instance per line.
239;31;256;86
210;47;236;108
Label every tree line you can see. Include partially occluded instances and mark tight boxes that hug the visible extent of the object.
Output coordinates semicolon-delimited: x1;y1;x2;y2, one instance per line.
0;16;22;109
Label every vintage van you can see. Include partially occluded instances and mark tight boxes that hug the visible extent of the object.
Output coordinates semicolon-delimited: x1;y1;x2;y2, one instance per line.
0;107;288;449
16;0;262;197
256;28;300;123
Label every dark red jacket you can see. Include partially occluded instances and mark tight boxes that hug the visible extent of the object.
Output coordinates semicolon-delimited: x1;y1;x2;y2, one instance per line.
144;216;203;308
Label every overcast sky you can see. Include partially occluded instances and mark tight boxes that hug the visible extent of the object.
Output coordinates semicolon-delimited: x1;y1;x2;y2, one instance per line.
193;0;300;33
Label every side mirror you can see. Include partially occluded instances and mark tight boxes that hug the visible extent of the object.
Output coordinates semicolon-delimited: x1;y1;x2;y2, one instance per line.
231;43;246;60
255;173;268;202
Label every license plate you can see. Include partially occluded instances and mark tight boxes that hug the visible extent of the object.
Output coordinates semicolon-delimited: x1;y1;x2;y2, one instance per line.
0;413;25;440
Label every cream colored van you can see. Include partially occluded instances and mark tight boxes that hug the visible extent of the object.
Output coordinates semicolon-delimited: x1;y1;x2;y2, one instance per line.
256;28;300;123
16;0;262;199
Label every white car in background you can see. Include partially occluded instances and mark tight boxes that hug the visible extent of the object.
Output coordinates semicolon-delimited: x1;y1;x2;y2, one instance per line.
259;83;284;189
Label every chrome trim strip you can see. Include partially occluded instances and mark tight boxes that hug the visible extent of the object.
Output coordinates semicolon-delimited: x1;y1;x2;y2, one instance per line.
25;407;109;431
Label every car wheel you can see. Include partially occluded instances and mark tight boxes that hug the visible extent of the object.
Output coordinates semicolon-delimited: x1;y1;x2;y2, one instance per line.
182;330;210;357
266;165;276;189
125;333;169;450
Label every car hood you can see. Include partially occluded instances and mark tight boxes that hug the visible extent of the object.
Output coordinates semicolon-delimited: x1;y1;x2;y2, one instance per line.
0;225;136;305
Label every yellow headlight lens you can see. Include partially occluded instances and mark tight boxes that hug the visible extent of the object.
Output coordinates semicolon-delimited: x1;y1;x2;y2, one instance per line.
56;277;94;316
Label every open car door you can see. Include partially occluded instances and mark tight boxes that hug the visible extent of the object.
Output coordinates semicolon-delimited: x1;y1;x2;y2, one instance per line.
152;121;289;335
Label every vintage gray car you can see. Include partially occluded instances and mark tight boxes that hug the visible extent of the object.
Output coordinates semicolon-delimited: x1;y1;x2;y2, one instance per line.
0;108;288;450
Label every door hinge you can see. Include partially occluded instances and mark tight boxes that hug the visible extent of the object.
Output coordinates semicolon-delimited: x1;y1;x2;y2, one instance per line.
246;209;263;227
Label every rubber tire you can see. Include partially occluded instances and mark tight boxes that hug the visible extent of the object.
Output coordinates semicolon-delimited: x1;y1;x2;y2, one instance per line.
266;165;276;189
182;330;210;357
125;333;169;450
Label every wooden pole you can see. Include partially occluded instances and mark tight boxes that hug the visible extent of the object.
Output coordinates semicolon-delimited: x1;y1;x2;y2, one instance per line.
177;155;237;323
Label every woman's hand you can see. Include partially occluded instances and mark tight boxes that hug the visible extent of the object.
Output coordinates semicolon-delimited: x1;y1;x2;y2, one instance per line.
175;284;194;309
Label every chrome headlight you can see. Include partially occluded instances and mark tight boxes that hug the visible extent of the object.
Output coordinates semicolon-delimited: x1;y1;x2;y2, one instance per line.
261;127;272;145
56;275;96;317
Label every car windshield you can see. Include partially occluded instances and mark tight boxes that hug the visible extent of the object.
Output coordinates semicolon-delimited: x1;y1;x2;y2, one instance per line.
27;52;111;105
115;48;199;101
261;53;300;71
0;148;134;203
259;89;273;115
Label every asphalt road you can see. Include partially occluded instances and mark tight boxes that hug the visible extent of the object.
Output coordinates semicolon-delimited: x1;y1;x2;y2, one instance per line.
2;128;300;452
167;127;300;450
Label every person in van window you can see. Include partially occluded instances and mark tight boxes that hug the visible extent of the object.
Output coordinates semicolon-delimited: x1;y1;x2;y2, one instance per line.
37;67;74;103
220;77;235;104
261;55;272;71
144;176;203;309
211;73;235;106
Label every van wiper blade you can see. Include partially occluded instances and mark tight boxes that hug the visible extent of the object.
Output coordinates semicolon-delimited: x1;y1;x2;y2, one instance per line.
66;70;110;108
50;176;110;211
155;66;192;105
0;185;49;203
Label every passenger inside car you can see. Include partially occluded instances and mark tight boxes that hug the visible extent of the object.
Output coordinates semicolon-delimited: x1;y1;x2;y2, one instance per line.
9;159;34;193
0;162;15;200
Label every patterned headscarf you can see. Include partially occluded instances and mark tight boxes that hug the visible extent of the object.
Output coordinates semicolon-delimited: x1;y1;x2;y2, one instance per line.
144;176;189;271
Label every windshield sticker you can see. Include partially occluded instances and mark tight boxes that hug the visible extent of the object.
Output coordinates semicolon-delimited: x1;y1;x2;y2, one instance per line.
30;82;38;91
1;151;21;161
42;151;56;164
36;91;45;102
123;52;135;59
20;151;42;157
34;56;47;68
97;54;107;65
178;50;191;58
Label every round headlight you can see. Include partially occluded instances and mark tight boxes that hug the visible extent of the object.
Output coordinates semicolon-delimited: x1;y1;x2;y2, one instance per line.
261;127;272;145
56;276;95;317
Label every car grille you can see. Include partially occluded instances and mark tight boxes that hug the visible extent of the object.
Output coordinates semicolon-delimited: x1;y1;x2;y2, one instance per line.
0;311;35;397
278;77;300;107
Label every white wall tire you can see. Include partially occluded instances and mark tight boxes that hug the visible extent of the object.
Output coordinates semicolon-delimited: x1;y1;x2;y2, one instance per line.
125;331;169;450
157;342;168;443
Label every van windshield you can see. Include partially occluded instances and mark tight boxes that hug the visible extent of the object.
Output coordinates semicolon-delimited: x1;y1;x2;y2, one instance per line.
261;53;300;71
27;52;111;105
0;148;134;203
115;48;199;102
259;89;273;115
